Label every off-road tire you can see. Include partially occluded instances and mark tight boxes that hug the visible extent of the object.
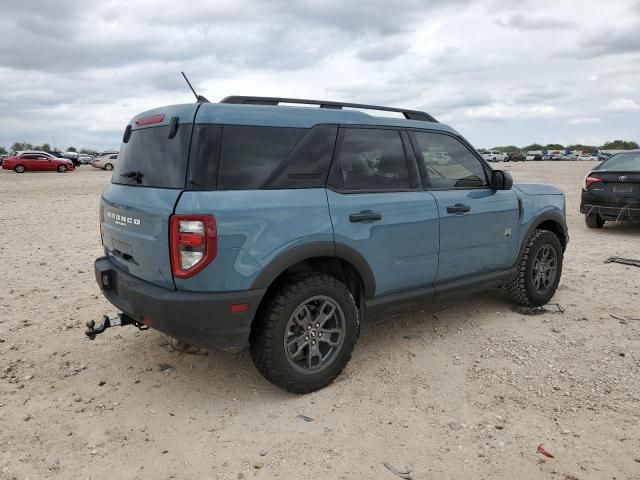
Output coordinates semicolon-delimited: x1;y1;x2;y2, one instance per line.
15;165;25;173
507;229;563;307
104;163;113;171
250;273;359;394
585;213;605;228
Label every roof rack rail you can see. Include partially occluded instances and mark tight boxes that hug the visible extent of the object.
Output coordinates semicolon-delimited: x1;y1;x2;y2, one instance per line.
219;96;438;123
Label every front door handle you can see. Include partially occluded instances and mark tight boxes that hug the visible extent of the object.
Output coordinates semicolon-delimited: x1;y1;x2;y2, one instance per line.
446;203;471;214
349;211;382;222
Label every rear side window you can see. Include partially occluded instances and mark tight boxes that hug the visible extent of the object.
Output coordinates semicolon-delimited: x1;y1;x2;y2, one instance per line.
112;125;192;188
217;126;307;190
330;128;409;191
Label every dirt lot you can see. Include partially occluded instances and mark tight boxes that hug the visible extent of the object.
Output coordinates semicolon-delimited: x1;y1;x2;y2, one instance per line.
0;162;638;480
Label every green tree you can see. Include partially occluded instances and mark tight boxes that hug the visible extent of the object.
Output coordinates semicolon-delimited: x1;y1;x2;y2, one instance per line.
602;139;639;150
0;146;7;155
523;143;544;151
492;145;520;153
40;143;51;152
567;144;595;151
66;146;77;152
12;142;33;152
79;148;98;156
545;144;564;150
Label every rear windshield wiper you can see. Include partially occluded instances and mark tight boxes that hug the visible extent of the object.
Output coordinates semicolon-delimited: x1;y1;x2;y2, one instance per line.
120;170;144;184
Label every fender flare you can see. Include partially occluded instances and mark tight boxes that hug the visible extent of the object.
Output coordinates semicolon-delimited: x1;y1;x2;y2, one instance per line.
251;242;376;299
516;210;568;265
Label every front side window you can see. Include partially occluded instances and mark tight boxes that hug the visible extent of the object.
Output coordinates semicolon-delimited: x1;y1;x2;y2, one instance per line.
333;128;409;191
412;132;488;189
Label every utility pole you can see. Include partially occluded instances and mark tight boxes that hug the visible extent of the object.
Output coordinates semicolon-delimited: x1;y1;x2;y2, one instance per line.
53;136;56;151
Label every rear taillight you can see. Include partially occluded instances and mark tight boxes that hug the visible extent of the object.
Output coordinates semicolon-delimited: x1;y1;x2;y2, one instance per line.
170;214;217;279
584;175;602;189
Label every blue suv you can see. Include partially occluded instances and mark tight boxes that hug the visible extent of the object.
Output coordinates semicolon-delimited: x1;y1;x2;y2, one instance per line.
90;96;568;393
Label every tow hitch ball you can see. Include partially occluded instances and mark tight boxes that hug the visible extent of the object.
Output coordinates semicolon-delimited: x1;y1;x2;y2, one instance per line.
85;314;149;340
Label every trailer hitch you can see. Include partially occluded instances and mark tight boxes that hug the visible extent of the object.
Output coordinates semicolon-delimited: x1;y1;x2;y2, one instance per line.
85;313;149;340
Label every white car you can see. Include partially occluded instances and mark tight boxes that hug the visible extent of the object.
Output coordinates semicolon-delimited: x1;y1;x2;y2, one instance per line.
577;153;598;161
92;153;118;171
482;150;507;162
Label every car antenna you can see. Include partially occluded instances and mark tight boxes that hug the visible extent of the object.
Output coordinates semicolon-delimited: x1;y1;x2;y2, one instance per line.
181;72;210;104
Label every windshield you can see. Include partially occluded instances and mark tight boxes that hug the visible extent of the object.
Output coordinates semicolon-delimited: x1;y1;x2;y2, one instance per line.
598;152;640;171
112;124;192;188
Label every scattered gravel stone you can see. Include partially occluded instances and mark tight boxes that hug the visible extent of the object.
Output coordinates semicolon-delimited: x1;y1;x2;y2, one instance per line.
23;414;32;421
448;422;463;431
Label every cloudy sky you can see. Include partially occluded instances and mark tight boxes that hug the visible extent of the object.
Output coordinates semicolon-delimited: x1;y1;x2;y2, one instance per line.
1;0;639;150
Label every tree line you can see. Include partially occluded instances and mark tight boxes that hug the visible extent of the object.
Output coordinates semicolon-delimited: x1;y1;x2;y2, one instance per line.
0;142;99;156
484;139;639;153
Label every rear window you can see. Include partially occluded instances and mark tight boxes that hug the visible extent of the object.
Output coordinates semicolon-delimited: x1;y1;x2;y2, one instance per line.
599;152;640;171
112;125;192;188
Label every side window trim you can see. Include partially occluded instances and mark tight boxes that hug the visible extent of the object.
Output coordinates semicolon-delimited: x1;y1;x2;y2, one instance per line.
326;126;419;194
408;129;492;190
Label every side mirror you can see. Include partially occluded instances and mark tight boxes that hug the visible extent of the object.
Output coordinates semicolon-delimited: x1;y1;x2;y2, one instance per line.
491;170;513;190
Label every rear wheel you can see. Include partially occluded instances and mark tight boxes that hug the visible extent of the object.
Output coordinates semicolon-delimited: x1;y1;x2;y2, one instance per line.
250;273;359;393
15;165;25;173
104;163;113;171
507;229;563;306
57;165;67;173
585;213;605;228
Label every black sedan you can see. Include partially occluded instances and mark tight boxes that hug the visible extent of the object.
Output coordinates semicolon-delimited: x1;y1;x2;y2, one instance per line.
580;150;640;228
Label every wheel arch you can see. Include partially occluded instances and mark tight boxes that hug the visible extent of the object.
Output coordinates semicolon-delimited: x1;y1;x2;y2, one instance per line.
516;211;568;266
251;242;376;302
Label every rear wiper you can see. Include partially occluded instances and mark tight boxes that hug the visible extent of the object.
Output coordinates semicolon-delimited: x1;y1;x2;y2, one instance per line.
120;170;144;184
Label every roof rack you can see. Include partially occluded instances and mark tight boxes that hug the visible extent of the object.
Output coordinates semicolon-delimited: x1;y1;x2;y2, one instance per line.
219;96;438;123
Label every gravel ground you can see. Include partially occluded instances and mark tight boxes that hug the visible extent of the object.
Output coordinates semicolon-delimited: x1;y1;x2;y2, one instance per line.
0;162;638;480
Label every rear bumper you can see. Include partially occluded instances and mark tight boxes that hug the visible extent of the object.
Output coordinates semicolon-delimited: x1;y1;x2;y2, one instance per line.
94;256;266;350
580;204;640;220
580;194;640;221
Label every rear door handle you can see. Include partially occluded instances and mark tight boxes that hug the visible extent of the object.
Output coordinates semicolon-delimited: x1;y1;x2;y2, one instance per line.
349;211;382;222
446;203;471;214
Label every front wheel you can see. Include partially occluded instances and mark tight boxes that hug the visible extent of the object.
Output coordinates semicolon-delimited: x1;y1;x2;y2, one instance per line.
250;273;359;393
104;163;113;171
585;213;605;228
57;165;67;173
15;165;25;173
507;229;563;306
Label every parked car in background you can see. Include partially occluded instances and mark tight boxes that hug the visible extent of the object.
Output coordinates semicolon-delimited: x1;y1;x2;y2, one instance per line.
550;153;565;161
78;154;94;165
577;153;598;161
2;152;74;173
580;150;640;228
526;151;543;161
506;152;525;162
482;150;507;162
97;150;118;157
92;153;118;170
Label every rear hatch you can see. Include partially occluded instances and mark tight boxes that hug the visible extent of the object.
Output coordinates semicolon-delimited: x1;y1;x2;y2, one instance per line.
587;171;640;207
100;104;199;290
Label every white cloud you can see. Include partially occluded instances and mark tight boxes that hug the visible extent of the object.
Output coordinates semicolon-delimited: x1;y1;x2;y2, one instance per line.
602;98;640;112
464;104;562;120
567;117;600;125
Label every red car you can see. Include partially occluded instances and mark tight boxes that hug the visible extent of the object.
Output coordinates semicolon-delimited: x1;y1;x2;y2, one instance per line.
2;152;75;173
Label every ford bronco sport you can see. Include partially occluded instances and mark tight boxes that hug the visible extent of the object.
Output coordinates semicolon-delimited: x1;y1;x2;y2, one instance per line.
90;96;568;393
